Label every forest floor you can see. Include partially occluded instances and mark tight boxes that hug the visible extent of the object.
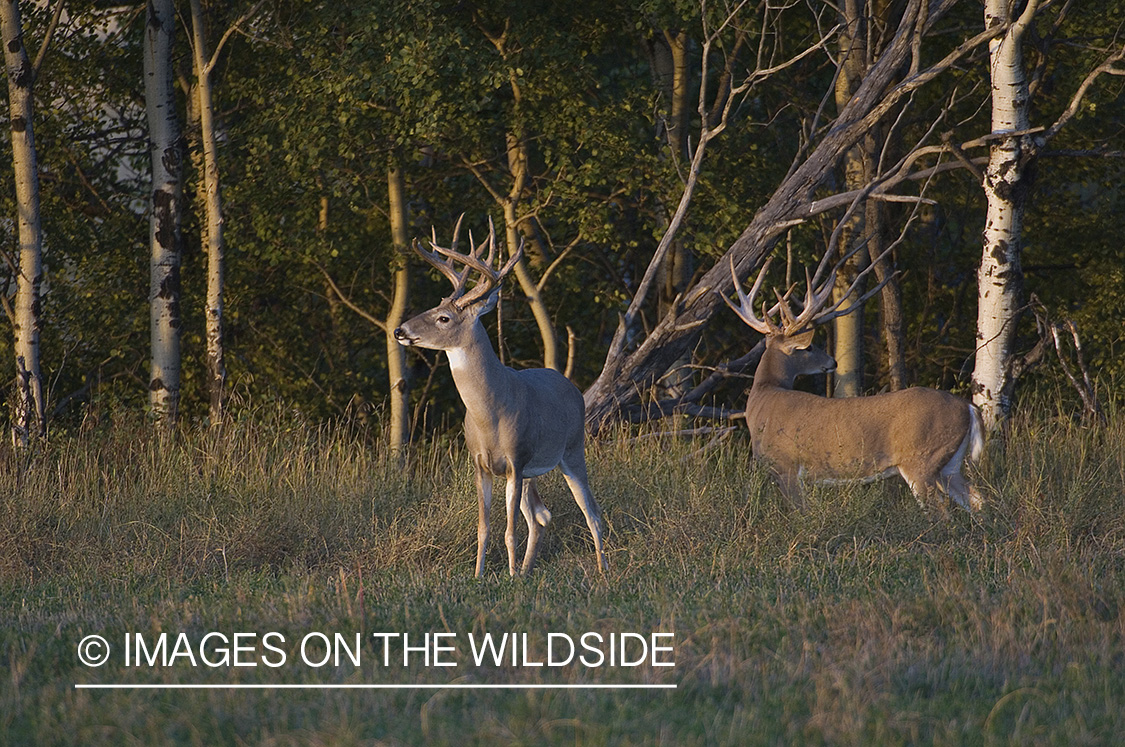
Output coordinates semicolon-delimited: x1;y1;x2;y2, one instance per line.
2;399;1123;745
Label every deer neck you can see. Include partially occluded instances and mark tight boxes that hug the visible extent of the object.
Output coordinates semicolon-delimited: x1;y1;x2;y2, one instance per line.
751;346;799;391
446;322;511;418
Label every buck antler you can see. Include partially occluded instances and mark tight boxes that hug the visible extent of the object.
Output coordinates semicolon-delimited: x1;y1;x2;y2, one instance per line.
412;216;523;311
725;243;894;338
721;256;783;336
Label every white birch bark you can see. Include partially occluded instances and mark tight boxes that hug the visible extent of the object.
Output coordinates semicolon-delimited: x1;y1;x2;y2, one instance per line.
1;0;45;444
144;0;183;424
972;0;1038;429
188;0;226;423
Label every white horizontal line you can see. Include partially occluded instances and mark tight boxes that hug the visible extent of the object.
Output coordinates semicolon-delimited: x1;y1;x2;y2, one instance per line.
75;683;677;690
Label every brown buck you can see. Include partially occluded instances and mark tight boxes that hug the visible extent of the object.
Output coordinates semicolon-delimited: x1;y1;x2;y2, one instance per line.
722;257;984;513
393;218;607;577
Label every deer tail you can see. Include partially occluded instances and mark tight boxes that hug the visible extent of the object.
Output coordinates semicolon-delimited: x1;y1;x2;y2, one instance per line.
525;480;552;526
967;403;985;465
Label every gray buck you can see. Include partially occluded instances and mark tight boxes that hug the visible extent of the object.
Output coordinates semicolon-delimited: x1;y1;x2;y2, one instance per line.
722;257;984;513
394;218;607;577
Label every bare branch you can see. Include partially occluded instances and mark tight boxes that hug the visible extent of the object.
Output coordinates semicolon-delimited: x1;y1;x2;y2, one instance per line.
318;264;387;333
594;0;837;385
623;401;743;424
205;1;265;75
32;0;65;81
535;236;580;292
1044;43;1125;141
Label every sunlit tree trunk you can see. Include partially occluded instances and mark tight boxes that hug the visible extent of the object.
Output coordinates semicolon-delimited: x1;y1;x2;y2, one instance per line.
652;28;694;399
866;193;907;390
830;0;871;398
833;0;905;393
1;0;45;445
474;23;559;372
144;0;183;425
502;133;559;371
654;28;692;319
385;165;411;456
188;0;226;424
972;0;1038;430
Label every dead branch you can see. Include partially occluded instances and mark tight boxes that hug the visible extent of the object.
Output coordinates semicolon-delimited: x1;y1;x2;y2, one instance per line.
1008;295;1105;425
583;0;1005;433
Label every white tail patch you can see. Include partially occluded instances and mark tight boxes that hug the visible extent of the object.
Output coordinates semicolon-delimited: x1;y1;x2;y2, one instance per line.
967;403;985;465
535;505;552;527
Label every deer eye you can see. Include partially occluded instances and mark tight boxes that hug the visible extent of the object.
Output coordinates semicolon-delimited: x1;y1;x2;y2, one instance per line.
437;314;450;324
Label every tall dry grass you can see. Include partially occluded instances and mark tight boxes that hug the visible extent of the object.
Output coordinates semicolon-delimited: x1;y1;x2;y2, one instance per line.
1;395;1123;743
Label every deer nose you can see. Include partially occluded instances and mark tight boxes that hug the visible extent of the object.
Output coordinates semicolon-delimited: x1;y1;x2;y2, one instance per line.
393;327;408;341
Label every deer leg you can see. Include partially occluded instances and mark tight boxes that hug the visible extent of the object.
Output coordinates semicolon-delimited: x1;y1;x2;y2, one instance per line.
939;441;983;513
899;468;950;519
559;454;608;573
774;469;806;510
939;470;983;513
518;479;546;575
474;467;493;578
504;470;523;577
942;472;979;512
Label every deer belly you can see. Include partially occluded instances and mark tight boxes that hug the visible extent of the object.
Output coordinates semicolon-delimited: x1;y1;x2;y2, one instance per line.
474;449;560;479
520;447;565;478
794;447;897;482
800;465;902;486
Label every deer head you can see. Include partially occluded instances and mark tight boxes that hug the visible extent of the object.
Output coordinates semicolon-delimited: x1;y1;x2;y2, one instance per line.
394;216;522;352
721;256;854;387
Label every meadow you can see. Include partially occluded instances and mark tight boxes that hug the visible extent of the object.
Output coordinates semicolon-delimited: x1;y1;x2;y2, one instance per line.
1;398;1123;745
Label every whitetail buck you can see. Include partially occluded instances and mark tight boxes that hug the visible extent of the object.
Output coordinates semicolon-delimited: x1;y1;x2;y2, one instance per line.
393;218;607;577
722;257;984;513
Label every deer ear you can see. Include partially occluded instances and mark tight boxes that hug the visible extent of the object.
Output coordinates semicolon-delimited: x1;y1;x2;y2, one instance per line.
469;287;500;317
788;329;815;350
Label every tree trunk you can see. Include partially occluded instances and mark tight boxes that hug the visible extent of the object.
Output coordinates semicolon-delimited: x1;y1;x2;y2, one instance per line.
655;28;692;319
1;0;45;445
502;133;559;371
866;193;908;390
830;0;870;398
653;29;694;399
143;0;184;425
385;165;411;456
473;25;561;372
972;0;1038;430
188;0;226;424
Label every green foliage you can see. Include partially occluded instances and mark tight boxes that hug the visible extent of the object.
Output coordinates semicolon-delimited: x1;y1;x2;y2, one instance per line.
0;0;1120;427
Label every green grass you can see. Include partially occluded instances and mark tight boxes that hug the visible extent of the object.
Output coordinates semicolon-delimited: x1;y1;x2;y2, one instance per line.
2;403;1124;745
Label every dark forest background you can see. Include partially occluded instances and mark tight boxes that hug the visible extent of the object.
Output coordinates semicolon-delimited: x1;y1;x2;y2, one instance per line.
2;0;1122;437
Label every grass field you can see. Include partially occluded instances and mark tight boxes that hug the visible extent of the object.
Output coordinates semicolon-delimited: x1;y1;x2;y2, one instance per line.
2;401;1123;745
